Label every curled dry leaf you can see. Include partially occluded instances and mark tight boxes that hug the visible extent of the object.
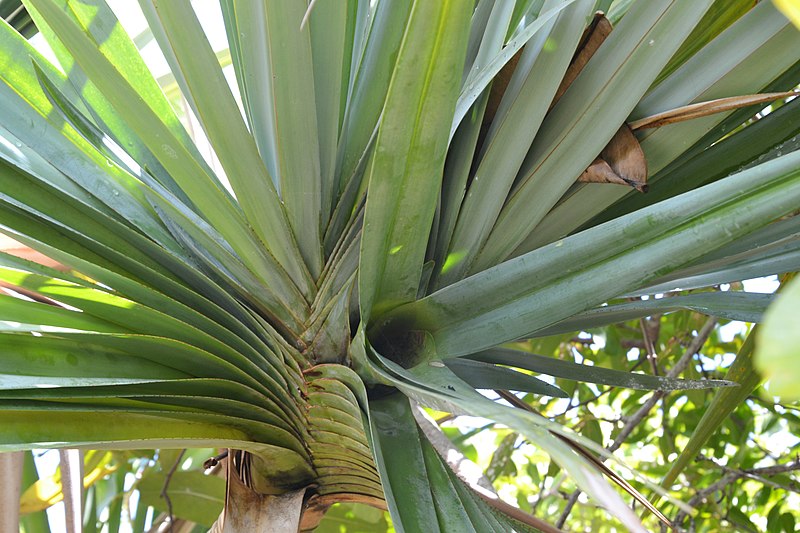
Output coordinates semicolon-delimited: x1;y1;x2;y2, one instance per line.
556;13;649;193
482;11;646;194
579;125;648;193
552;11;613;106
483;12;612;140
630;90;799;130
484;48;523;127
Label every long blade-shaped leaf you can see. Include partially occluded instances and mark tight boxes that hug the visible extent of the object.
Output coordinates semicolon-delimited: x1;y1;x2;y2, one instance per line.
309;0;357;225
22;0;280;288
368;394;441;533
633;217;800;295
0;410;312;468
358;0;471;321
369;393;548;533
331;0;412;205
0;245;287;376
452;1;581;138
22;0;218;202
531;291;774;337
1;50;307;329
444;357;569;397
362;347;647;532
523;2;800;252
435;0;593;287
0;22;176;250
472;0;714;271
468;348;734;391
139;0;315;290
217;0;323;277
378;151;800;357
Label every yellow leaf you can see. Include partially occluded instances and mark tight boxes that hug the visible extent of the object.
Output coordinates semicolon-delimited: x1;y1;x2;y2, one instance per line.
19;451;118;514
773;0;800;29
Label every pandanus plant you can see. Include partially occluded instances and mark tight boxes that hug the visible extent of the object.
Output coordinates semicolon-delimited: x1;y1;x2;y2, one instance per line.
1;0;799;530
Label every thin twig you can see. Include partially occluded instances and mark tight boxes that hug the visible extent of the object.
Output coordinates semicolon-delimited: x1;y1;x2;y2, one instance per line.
161;450;186;533
204;450;229;470
59;449;83;533
555;491;580;529
639;315;660;376
412;404;494;491
674;457;800;526
530;472;549;513
698;455;800;493
610;319;717;452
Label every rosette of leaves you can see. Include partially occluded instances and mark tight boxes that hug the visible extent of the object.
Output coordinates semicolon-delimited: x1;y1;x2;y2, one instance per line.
1;0;799;531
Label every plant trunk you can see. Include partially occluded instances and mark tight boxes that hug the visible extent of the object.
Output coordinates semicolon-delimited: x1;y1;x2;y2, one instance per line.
211;461;306;533
59;449;84;533
0;451;24;532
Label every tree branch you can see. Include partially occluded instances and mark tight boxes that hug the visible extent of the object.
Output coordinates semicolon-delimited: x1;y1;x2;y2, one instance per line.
0;451;24;533
638;314;660;376
674;456;800;526
413;403;567;533
161;450;186;533
611;318;717;452
411;403;495;491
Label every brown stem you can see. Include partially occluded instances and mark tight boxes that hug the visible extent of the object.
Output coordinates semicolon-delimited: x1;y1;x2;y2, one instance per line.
413;399;565;532
0;451;24;533
161;450;186;533
638;314;660;376
412;404;494;491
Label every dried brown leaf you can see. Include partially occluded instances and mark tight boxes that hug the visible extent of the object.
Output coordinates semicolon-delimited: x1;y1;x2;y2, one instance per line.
484;48;524;127
578;158;628;186
552;12;613;107
630;91;798;130
602;124;648;192
578;126;648;193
